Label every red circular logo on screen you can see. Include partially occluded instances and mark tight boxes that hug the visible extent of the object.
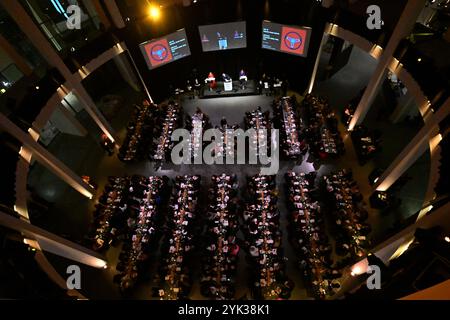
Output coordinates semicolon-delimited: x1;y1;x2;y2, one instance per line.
150;44;169;61
284;31;303;50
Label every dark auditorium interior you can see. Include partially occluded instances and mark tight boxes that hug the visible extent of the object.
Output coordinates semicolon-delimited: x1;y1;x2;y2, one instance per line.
0;0;450;301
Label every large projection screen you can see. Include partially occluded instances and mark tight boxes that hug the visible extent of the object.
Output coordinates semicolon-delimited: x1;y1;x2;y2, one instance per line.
198;21;247;52
139;29;191;70
262;21;312;57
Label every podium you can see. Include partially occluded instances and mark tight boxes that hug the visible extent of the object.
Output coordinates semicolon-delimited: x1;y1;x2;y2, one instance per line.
224;80;233;91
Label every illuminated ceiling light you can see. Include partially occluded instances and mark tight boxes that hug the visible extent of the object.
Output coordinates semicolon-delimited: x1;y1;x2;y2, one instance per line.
445;236;450;243
149;5;161;20
35;86;40;90
350;266;362;276
417;57;422;62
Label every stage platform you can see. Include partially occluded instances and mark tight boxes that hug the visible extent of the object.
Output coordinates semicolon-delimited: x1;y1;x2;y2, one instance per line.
200;80;258;99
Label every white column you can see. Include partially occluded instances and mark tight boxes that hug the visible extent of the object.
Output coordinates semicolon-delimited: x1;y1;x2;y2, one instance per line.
348;0;428;130
306;24;331;94
0;211;106;268
124;46;154;103
0;113;95;199
2;0;117;143
374;97;450;192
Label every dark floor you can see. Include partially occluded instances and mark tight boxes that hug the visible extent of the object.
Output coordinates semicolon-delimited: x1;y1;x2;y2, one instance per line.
27;46;430;300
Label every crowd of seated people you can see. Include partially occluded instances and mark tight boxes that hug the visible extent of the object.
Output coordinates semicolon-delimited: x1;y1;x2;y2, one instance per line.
152;102;183;166
301;94;345;160
200;174;240;300
322;170;371;260
156;175;201;300
272;96;307;159
245;107;272;159
114;176;168;294
90;177;132;251
185;108;212;162
118;101;159;162
242;175;294;300
211;117;241;162
351;125;382;165
285;171;341;299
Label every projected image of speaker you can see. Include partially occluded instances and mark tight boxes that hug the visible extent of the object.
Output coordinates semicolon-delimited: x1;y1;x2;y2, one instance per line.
199;21;247;52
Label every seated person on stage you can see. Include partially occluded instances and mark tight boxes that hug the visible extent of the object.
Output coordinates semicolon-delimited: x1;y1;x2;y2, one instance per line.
222;73;232;82
205;72;216;90
239;69;248;89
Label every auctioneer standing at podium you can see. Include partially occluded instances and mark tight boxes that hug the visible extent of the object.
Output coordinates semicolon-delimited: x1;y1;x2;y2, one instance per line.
222;73;233;91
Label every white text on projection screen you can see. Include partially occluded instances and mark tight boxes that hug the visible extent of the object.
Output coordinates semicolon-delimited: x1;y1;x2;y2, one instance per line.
139;29;191;70
262;21;311;58
199;21;247;52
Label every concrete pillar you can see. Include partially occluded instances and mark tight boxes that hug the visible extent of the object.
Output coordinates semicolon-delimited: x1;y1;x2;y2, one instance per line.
389;93;416;123
0;113;94;199
374;97;450;192
0;33;32;76
103;0;126;29
348;0;428;130
2;0;117;143
307;23;331;94
0;211;106;268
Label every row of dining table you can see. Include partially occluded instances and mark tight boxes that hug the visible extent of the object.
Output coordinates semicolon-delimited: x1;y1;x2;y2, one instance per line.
116;176;166;292
286;171;340;299
201;174;239;300
119;101;156;162
158;175;201;300
187;108;211;161
243;175;293;300
323;170;370;259
244;107;271;159
153;103;182;162
301;94;343;158
273;97;305;158
92;176;131;251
